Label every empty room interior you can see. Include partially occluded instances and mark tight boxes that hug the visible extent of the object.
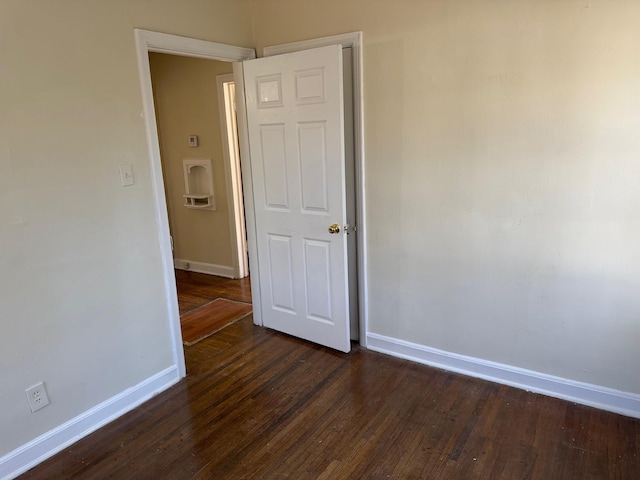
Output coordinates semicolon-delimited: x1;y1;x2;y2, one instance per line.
1;1;639;479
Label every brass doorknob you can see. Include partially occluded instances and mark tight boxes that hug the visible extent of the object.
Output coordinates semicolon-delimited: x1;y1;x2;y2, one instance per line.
328;223;341;234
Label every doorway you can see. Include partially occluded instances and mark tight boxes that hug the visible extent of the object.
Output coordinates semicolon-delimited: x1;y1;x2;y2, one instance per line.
148;52;252;346
135;30;366;378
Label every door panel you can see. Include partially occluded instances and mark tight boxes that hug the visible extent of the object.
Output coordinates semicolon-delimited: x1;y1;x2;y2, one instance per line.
298;122;328;212
303;238;333;322
267;234;295;313
259;124;289;209
243;44;350;352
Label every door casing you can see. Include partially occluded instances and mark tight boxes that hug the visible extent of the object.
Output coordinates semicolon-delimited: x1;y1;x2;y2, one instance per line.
216;73;249;279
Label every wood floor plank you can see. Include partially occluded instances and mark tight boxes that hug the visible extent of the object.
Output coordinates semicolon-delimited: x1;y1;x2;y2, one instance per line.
181;298;252;345
18;274;640;479
175;270;252;314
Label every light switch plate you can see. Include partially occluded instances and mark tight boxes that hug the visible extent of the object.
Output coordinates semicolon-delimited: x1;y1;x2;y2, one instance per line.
188;135;198;147
119;165;134;186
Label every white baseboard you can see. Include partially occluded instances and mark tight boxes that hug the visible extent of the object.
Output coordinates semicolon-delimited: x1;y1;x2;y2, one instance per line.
0;366;180;480
366;332;640;419
174;259;235;278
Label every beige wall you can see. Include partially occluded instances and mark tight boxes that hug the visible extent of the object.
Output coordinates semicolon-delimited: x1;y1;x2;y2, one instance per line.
149;53;234;269
0;0;252;459
250;0;640;394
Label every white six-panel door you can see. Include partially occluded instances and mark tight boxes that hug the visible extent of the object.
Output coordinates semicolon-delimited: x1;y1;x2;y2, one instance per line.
243;44;350;352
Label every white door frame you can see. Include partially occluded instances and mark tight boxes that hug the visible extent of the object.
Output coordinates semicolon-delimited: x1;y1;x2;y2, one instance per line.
134;29;255;378
263;33;368;347
216;73;249;279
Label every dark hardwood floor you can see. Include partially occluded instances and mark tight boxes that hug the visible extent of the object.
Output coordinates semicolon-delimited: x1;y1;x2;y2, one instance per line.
19;277;639;478
175;270;252;314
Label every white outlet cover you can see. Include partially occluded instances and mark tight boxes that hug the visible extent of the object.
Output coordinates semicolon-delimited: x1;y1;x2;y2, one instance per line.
26;382;50;412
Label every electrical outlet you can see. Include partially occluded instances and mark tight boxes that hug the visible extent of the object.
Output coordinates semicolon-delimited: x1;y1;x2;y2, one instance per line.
25;382;50;413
